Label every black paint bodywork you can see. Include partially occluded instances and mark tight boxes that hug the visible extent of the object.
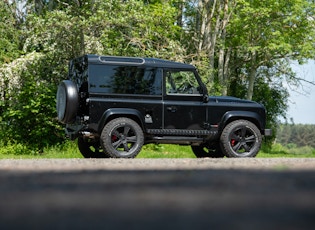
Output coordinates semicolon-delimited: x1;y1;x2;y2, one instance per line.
66;55;270;145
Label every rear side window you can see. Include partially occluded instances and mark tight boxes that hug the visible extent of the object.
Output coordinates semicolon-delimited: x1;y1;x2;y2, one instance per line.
69;57;88;87
89;65;162;95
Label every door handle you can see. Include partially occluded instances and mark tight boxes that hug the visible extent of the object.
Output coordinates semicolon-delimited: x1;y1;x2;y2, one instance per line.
167;106;177;112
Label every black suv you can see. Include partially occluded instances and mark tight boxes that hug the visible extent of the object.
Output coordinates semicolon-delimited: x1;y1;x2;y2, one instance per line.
57;55;271;158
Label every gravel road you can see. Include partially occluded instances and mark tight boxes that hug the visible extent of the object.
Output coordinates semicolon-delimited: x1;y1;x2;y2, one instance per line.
0;158;315;230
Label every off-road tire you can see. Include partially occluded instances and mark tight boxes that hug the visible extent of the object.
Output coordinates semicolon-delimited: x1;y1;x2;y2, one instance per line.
220;120;262;158
100;117;144;158
56;80;79;124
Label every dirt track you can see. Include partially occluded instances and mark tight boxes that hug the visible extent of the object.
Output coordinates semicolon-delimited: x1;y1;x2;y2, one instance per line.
0;158;315;230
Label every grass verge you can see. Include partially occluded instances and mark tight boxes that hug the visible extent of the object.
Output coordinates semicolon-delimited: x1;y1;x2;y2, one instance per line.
0;141;314;159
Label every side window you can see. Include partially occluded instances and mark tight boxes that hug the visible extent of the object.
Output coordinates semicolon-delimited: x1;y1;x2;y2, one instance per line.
89;65;162;95
165;70;201;95
69;58;88;87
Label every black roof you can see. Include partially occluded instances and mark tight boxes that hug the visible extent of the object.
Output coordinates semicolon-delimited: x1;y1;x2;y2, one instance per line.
83;54;195;69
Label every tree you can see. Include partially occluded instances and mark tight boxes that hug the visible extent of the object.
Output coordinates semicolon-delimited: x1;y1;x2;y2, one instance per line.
87;0;184;59
183;0;236;91
0;1;20;64
229;0;315;100
0;52;65;149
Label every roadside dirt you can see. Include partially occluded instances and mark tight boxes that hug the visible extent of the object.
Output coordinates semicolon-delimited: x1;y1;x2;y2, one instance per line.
0;158;314;230
1;158;315;171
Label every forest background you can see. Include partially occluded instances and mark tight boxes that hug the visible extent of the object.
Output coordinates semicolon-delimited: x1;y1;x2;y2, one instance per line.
0;0;315;156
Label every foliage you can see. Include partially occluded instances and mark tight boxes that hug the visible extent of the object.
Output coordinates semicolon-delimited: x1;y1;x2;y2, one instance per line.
0;1;20;64
0;140;82;158
87;1;185;59
0;52;65;150
224;0;315;127
0;141;31;156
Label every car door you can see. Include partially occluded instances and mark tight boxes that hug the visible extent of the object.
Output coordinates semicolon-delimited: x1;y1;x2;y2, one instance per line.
163;69;207;130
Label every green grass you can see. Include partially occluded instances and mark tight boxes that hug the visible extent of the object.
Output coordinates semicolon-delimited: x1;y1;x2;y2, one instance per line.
137;144;196;158
0;141;314;159
259;143;315;158
0;141;82;159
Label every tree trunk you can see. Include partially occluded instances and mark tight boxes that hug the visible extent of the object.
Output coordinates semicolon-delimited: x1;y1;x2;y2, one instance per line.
217;0;231;96
220;47;231;96
218;47;225;94
176;0;185;27
195;0;237;89
197;0;217;50
247;51;257;100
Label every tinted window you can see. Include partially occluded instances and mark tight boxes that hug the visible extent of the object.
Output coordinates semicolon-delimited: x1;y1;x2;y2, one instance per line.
89;65;162;95
69;57;88;87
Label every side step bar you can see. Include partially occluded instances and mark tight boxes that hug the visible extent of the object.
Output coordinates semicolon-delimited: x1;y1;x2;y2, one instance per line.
146;129;218;136
145;136;204;145
145;129;219;145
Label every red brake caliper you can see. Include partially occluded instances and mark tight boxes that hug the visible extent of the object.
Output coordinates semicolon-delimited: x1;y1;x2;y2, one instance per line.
111;135;118;142
231;139;236;146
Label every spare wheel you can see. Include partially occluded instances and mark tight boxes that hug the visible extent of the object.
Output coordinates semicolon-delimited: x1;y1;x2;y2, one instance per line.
56;80;79;124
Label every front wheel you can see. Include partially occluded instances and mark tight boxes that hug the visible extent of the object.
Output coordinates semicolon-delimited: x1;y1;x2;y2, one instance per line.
100;118;144;158
220;120;262;158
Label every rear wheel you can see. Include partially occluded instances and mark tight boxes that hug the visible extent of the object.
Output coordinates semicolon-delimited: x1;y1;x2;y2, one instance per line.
78;136;108;158
100;117;144;158
220;120;262;158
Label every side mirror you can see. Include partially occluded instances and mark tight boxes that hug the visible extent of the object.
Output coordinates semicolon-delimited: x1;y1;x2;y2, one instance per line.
200;84;209;102
203;94;209;103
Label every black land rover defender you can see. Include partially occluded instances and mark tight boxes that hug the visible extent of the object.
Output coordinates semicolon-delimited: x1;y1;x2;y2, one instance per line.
57;55;272;158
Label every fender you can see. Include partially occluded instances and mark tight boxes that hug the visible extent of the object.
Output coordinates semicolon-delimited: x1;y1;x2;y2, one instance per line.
219;110;265;132
98;108;145;134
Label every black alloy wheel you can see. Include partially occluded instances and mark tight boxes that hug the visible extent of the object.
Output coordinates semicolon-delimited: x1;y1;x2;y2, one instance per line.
220;120;262;157
100;117;144;158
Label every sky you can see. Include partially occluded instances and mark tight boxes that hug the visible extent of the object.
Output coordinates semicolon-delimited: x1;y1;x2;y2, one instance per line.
285;60;315;124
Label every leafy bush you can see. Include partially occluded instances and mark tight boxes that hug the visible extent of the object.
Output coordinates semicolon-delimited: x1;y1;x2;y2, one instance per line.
0;53;66;151
0;141;33;156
